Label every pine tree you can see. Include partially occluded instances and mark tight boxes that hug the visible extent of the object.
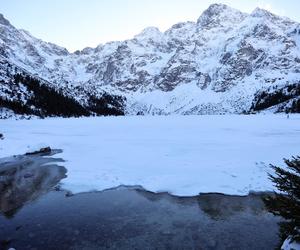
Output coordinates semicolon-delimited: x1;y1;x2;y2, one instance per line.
264;157;300;244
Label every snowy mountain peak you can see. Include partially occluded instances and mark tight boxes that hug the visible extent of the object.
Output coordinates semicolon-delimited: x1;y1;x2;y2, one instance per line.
197;3;247;29
0;13;11;26
134;26;163;40
165;21;196;39
250;7;276;19
203;3;232;13
0;4;300;117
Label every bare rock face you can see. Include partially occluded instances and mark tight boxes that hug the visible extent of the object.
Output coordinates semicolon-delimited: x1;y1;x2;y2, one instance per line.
0;4;300;115
0;14;11;26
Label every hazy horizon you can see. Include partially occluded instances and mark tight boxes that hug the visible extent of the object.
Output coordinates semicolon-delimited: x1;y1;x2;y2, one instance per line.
1;0;300;52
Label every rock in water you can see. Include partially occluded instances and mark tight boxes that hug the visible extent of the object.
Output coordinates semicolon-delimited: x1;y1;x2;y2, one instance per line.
25;147;52;155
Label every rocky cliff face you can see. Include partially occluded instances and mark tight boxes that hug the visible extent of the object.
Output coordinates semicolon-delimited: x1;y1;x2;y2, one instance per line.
1;3;300;117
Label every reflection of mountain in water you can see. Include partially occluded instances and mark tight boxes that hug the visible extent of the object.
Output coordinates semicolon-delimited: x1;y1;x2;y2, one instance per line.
0;150;67;217
136;189;269;220
197;193;268;220
0;184;280;249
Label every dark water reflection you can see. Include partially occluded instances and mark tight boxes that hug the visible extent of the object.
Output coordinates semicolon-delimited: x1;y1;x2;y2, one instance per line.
0;150;66;217
0;153;280;250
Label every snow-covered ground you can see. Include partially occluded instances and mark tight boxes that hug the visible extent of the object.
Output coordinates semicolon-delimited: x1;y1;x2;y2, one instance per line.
1;115;300;196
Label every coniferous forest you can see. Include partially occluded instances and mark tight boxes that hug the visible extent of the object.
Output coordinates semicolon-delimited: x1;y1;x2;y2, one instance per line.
251;83;300;113
0;73;126;117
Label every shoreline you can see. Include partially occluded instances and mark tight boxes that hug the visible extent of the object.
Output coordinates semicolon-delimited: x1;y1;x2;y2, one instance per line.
0;152;282;249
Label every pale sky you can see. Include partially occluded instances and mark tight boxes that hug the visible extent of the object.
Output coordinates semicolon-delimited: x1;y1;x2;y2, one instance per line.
1;0;300;52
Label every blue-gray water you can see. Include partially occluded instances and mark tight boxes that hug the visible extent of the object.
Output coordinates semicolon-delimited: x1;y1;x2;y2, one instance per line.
0;151;281;250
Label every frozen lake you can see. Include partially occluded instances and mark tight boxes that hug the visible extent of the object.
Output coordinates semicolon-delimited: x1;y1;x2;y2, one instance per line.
1;115;300;196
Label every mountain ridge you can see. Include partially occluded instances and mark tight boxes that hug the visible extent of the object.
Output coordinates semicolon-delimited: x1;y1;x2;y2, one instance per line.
0;3;300;117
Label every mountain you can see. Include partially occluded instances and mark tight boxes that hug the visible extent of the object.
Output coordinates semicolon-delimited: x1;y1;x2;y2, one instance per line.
0;4;300;118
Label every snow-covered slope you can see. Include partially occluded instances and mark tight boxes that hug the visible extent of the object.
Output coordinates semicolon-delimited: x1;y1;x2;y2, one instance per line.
1;4;300;116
